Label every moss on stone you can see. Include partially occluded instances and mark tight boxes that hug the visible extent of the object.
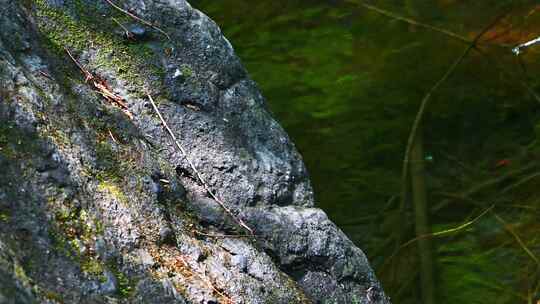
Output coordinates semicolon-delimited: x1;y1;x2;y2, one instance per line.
13;263;32;287
0;212;9;222
95;141;119;174
42;289;63;302
97;180;129;205
49;229;71;257
47;196;108;284
180;64;194;78
106;261;135;298
33;0;165;97
81;258;105;277
93;136;142;191
0;122;40;159
116;270;134;298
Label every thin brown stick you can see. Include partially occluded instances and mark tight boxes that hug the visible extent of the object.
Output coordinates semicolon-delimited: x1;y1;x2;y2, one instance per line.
356;1;469;44
65;47;134;119
399;43;475;218
103;0;170;40
38;70;52;80
112;17;134;39
108;129;118;143
351;1;511;49
93;82;129;109
64;47;93;81
176;255;234;304
147;94;254;235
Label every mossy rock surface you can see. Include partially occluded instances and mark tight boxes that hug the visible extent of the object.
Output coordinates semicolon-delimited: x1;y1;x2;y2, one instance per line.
0;1;389;303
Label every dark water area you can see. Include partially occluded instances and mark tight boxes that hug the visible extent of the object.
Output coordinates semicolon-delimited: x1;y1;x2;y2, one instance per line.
193;1;540;303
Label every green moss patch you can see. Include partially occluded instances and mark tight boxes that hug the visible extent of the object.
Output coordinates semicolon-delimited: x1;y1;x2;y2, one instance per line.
34;0;165;97
97;179;129;205
0;123;40;159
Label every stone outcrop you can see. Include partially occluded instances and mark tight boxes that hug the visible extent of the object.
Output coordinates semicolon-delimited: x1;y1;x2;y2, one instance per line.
0;1;390;303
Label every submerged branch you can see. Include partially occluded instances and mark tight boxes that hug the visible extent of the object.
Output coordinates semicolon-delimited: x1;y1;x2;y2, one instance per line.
400;10;510;217
380;205;495;273
492;212;540;266
348;0;511;48
422;205;493;242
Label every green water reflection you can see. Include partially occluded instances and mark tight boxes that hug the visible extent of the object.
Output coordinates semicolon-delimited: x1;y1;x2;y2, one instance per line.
193;1;540;303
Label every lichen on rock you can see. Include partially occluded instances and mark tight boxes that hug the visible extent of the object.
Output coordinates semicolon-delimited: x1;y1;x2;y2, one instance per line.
0;0;390;303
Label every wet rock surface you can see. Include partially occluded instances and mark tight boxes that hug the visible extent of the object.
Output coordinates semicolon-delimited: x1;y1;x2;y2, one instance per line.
0;0;389;303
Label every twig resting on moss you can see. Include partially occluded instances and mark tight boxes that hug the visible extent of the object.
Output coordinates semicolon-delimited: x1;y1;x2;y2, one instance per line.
146;94;254;235
64;47;134;120
112;17;134;40
64;47;93;81
103;0;171;40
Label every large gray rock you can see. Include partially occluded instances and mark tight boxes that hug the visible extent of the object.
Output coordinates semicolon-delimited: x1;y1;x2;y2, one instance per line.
0;0;389;303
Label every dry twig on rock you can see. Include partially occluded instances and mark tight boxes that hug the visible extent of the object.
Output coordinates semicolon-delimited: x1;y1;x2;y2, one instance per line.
103;0;171;40
64;47;134;120
147;94;254;235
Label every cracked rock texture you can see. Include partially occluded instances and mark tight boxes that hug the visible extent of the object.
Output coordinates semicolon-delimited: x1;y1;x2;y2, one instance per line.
0;0;390;303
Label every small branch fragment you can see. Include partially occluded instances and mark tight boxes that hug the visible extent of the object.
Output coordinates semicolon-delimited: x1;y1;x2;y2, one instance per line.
147;94;254;235
193;229;257;239
38;70;52;80
104;0;171;40
64;47;134;120
108;129;118;143
64;47;93;81
356;1;470;45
